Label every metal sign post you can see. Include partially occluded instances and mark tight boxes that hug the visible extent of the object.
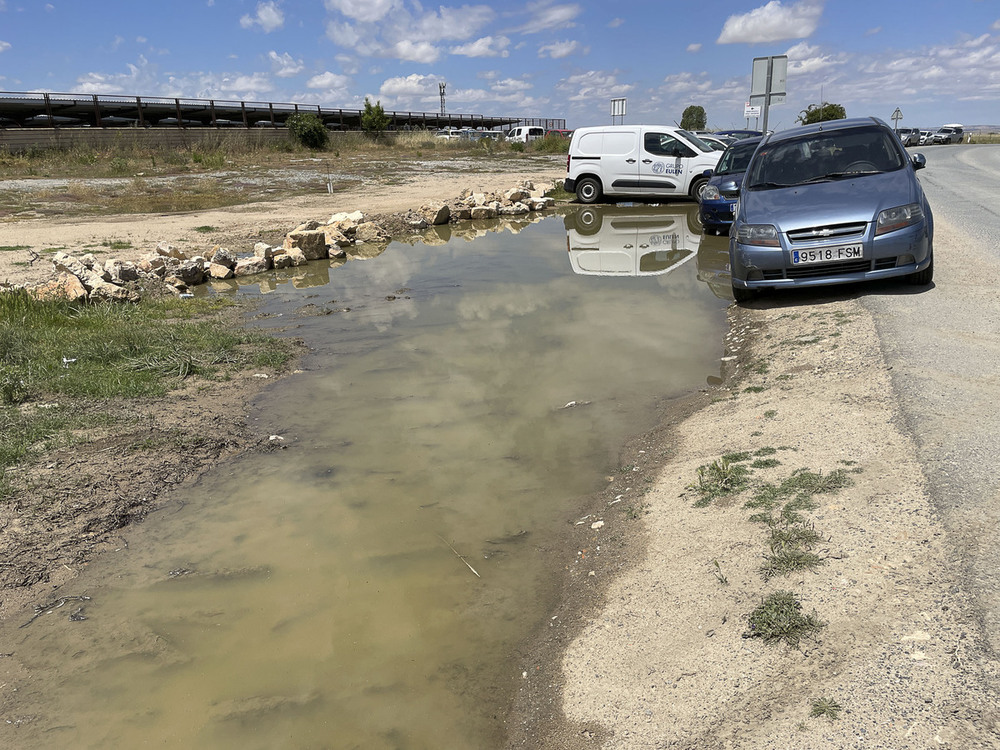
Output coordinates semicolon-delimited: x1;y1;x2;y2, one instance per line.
749;55;787;133
610;97;627;125
891;107;903;133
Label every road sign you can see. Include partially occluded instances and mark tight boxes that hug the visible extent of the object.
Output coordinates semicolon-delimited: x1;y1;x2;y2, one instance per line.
744;103;761;118
891;107;903;123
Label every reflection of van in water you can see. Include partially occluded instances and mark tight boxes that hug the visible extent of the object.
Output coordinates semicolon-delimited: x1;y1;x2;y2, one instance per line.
563;205;702;277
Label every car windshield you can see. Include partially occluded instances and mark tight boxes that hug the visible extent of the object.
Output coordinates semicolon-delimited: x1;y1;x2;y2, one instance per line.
715;140;761;175
745;126;905;189
676;130;715;153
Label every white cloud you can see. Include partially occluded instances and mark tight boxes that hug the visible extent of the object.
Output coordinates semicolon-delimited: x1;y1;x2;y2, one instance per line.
717;0;823;44
324;0;399;23
508;1;581;35
538;40;585;59
686;43;702;53
865;26;881;36
785;41;845;75
559;70;634;102
992;19;1000;31
268;50;304;77
388;40;439;63
608;18;624;29
240;1;284;33
0;41;10;53
451;35;510;58
308;71;351;89
380;73;437;99
324;3;494;64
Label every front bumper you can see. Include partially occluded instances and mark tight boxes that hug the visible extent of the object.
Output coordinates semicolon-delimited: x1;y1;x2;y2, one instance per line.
730;221;932;290
699;198;736;229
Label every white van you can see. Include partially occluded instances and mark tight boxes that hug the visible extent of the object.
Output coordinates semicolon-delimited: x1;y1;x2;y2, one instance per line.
506;125;545;143
565;125;721;204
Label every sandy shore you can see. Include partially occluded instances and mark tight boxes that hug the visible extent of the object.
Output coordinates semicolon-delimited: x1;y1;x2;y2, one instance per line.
2;162;998;747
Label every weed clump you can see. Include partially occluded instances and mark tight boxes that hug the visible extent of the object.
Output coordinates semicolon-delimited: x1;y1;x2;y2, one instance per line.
690;456;752;506
745;591;824;646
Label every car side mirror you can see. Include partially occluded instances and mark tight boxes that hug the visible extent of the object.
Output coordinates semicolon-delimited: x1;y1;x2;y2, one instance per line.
702;169;714;177
911;153;926;171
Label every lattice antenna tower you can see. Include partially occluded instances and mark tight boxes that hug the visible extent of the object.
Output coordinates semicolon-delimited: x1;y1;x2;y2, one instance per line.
439;82;447;116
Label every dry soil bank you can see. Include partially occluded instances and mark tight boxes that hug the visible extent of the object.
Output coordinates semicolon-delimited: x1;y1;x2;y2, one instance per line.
513;296;1000;748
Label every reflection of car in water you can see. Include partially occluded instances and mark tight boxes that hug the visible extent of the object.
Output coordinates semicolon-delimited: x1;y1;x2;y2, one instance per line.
563;204;702;277
696;232;734;300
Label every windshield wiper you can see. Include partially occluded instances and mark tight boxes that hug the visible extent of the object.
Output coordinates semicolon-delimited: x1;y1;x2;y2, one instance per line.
800;170;879;184
750;181;791;189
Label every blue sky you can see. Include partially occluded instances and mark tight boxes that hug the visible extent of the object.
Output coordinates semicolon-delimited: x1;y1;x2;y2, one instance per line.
1;0;998;131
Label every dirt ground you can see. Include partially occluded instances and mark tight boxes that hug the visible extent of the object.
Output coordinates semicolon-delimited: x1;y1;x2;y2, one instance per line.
2;162;999;747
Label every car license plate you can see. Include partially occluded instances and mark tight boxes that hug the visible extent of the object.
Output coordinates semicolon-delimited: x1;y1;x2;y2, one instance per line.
791;244;863;265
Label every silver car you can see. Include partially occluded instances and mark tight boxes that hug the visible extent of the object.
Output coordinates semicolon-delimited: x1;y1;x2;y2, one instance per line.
729;117;933;302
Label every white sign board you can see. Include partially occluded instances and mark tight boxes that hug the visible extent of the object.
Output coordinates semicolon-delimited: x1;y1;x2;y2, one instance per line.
744;103;761;118
751;56;787;97
610;98;627;118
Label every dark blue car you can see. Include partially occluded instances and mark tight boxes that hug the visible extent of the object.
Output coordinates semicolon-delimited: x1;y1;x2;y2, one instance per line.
698;136;762;235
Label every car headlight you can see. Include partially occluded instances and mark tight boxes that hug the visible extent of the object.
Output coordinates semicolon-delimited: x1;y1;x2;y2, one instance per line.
736;224;780;247
875;203;924;235
701;184;721;201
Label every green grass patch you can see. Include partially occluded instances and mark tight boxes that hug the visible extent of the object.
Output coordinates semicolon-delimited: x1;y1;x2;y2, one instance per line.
810;697;842;720
0;245;31;253
690;456;752;507
194;225;218;234
0;290;297;501
103;239;134;251
745;591;824;646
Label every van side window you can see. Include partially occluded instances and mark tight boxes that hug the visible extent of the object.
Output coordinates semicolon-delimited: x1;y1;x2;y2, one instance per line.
644;133;695;158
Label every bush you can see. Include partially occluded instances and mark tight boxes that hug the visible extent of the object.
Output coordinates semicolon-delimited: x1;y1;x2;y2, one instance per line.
286;113;329;150
361;98;390;139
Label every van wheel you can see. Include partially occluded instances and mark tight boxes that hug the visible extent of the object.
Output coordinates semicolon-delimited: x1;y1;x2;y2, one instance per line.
576;208;603;236
689;177;709;201
576;177;602;204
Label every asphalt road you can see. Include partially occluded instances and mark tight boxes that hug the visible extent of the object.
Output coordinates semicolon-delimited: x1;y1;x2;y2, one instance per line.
864;143;1000;654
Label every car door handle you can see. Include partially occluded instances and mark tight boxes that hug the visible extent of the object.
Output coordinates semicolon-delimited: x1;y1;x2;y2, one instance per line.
642;159;653;164
625;158;636;164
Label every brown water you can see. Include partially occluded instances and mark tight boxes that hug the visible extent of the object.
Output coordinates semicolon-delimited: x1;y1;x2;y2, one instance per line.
1;205;730;749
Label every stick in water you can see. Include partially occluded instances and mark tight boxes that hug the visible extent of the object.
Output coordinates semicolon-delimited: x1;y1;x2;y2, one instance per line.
436;534;481;578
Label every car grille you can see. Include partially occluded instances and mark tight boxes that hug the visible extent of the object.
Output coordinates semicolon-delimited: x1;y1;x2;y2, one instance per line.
786;222;867;244
761;256;901;281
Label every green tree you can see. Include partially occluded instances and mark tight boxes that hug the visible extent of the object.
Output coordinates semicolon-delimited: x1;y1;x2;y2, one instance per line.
796;102;846;125
361;97;391;138
286;113;329;149
681;105;707;131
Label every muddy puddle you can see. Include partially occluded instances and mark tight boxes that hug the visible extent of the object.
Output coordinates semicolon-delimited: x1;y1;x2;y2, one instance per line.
1;204;733;749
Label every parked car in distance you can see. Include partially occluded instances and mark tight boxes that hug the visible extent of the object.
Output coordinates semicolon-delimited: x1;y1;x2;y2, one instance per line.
506;125;545;143
692;131;736;145
698;136;763;235
918;129;933;145
565;124;721;204
896;127;920;147
695;134;731;151
715;129;763;140
930;124;964;144
546;129;573;138
729;116;933;302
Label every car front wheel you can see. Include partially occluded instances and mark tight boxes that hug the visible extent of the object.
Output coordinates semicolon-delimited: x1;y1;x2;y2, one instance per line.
575;177;602;204
907;254;933;285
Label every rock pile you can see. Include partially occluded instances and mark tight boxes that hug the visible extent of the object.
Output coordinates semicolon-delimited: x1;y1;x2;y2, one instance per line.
3;180;560;303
